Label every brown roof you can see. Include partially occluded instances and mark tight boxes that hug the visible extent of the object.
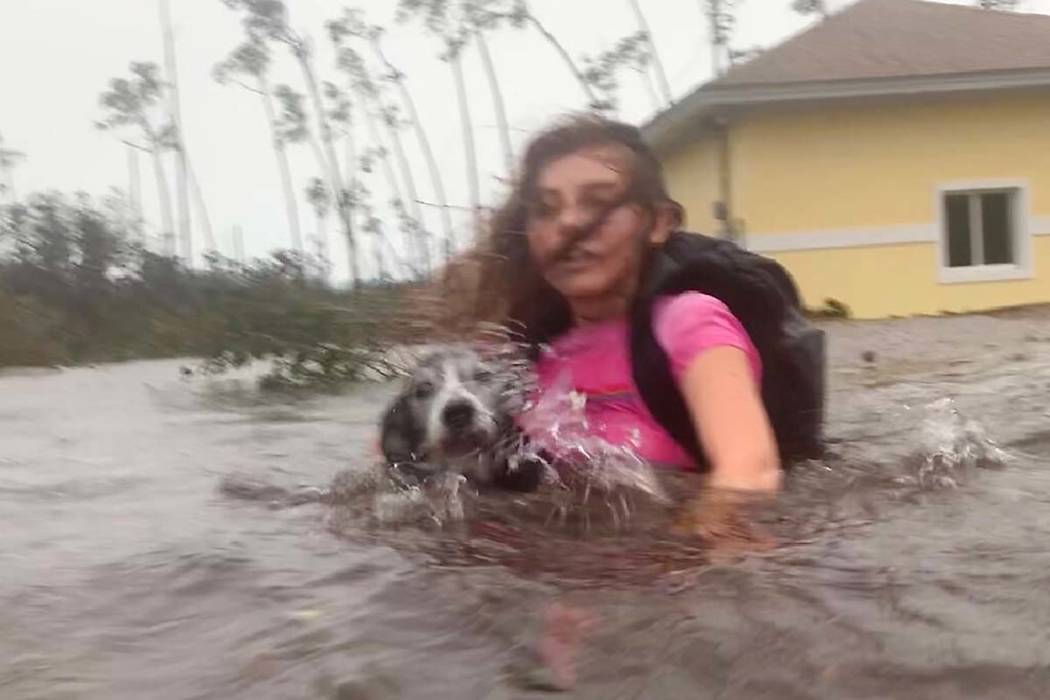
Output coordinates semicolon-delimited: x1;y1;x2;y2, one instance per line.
713;0;1050;87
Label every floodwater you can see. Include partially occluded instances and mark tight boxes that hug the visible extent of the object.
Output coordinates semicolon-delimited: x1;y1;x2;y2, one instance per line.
2;314;1050;699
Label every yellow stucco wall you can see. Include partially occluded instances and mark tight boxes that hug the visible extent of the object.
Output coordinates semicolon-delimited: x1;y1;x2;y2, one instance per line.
660;92;1050;318
770;237;1050;318
661;131;723;234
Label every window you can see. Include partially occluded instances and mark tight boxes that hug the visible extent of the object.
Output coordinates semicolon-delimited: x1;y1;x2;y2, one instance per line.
938;184;1031;283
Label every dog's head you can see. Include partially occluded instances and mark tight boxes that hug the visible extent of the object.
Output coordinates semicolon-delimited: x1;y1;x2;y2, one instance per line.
380;346;513;466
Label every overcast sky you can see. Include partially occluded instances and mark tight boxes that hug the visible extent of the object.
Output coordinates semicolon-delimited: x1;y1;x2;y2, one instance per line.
2;0;1049;280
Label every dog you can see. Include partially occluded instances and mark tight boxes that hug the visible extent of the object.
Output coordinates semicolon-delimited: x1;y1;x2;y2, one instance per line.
379;345;543;492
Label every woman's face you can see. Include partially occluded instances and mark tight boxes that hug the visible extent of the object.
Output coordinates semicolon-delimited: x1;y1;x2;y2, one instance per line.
525;145;673;318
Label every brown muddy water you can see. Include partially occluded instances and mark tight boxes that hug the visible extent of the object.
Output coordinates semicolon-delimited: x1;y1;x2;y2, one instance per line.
2;312;1050;699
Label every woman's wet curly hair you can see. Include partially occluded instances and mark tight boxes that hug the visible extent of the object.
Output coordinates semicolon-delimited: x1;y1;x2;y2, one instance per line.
434;113;683;344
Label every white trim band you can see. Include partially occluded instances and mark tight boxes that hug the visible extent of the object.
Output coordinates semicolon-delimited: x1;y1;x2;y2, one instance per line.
1032;215;1050;236
744;216;1050;254
744;223;935;253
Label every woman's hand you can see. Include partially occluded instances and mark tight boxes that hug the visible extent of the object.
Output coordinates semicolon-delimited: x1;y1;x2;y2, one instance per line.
673;484;775;552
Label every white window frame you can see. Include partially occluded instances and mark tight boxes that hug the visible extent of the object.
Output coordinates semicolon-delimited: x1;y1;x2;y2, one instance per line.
934;180;1033;284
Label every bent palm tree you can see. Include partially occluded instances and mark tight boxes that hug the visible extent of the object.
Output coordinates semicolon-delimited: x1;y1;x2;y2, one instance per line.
97;62;176;257
214;38;304;255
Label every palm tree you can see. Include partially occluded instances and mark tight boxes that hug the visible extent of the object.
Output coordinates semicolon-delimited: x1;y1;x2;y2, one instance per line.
97;62;176;257
329;11;450;268
445;36;481;247
626;0;673;105
214;37;304;254
472;26;514;173
123;141;144;244
395;1;482;251
305;176;331;272
333;43;429;274
702;0;738;77
159;0;192;264
791;0;830;19
580;31;651;116
185;155;217;255
0;132;26;205
222;0;359;285
456;1;515;173
463;0;628;114
509;0;598;105
381;104;431;268
271;84;330;193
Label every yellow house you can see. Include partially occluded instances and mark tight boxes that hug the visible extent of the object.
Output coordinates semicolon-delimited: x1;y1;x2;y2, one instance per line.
646;0;1050;318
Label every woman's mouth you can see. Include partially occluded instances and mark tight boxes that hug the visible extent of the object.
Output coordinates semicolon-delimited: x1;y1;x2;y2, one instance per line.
557;246;597;269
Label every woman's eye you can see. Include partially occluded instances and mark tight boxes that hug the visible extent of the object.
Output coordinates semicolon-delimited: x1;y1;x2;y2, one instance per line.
413;381;435;399
529;201;556;219
581;197;616;217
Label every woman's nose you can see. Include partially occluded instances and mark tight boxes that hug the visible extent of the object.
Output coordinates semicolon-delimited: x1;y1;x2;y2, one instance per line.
556;203;593;236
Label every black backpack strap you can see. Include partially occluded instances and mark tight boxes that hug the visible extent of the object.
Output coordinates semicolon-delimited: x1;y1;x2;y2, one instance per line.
629;267;707;468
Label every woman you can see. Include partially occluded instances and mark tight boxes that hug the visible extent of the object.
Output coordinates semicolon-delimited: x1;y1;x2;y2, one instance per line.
442;115;785;687
459;114;782;537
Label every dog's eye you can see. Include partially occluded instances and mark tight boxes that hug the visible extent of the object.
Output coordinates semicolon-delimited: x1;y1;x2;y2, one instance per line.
472;368;494;383
413;381;435;399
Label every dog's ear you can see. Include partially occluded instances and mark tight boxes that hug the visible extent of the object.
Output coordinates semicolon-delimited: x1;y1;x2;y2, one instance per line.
380;393;424;464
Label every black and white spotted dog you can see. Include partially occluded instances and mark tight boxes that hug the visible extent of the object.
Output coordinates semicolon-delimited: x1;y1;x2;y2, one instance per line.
218;345;542;510
379;345;543;492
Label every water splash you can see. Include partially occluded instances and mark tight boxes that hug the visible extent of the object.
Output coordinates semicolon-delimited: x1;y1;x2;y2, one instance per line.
512;361;668;533
910;398;1011;490
318;462;471;527
474;326;667;504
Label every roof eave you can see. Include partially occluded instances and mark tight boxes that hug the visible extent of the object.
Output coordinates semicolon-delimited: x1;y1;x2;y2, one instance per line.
644;67;1050;152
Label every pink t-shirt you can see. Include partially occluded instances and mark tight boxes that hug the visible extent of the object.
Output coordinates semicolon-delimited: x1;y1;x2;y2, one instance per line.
523;292;762;471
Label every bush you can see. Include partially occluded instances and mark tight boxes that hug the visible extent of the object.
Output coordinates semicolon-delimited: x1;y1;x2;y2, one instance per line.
807;297;852;320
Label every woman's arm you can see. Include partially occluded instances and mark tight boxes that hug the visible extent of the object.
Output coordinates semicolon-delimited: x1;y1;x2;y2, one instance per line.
673;346;780;548
679;345;781;492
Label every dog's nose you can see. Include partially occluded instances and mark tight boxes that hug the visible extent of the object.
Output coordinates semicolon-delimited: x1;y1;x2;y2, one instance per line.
442;401;476;430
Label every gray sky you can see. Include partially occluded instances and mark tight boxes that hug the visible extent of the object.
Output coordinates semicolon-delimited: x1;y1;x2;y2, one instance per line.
2;0;1049;280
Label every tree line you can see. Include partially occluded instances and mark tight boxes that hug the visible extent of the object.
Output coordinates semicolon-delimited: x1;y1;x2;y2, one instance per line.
0;190;418;378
